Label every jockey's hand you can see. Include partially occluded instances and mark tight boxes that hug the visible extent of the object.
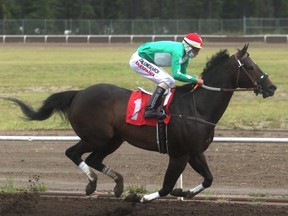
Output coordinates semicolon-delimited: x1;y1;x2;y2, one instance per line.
196;78;204;85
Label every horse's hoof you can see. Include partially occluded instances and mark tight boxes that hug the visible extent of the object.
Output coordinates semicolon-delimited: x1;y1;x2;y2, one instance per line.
85;180;97;196
114;180;124;197
114;175;124;197
124;193;141;203
185;190;197;198
170;188;184;197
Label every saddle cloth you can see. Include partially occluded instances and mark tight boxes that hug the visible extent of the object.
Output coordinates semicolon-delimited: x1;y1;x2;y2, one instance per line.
126;88;175;126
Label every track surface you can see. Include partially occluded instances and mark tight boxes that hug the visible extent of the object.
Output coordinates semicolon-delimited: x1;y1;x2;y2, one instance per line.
1;192;288;216
0;129;288;215
37;191;288;205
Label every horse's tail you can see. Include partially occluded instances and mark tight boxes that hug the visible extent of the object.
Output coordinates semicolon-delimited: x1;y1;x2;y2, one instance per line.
4;90;79;121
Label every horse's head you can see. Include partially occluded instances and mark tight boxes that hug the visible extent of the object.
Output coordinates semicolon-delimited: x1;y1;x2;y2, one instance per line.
234;44;277;98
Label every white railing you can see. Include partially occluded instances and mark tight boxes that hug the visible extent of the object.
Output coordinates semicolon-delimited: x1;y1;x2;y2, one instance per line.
1;34;288;44
0;135;287;143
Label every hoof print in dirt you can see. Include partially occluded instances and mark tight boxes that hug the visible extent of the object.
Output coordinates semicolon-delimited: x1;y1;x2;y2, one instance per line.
124;193;141;202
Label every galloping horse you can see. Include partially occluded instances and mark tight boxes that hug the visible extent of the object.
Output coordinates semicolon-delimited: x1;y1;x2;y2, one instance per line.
5;44;276;202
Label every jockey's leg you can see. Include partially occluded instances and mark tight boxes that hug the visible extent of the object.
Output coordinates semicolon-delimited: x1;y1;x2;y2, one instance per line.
144;83;167;118
129;52;175;118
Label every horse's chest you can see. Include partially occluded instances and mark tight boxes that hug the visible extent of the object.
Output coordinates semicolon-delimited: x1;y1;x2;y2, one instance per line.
168;121;214;154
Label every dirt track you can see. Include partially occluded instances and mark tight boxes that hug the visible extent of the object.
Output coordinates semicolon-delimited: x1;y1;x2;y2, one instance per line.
1;192;288;216
0;129;288;215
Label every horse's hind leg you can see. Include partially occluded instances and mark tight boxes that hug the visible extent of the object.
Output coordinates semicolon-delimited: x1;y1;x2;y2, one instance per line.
171;152;213;198
65;140;98;195
85;135;124;197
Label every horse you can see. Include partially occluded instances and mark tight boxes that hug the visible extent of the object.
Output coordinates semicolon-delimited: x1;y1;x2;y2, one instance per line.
4;44;276;202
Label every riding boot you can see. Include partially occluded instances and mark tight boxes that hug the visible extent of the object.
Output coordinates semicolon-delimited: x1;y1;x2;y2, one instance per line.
144;86;166;118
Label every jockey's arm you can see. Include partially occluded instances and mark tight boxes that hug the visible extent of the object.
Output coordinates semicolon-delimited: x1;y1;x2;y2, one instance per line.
173;71;198;83
171;60;198;84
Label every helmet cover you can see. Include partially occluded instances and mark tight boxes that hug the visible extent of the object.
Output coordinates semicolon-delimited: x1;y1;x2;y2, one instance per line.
183;33;203;50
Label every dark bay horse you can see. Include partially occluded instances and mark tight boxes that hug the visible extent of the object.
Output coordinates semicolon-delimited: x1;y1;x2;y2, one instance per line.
5;44;276;202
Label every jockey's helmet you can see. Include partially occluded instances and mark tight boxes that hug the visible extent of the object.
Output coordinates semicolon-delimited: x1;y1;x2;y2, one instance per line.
182;33;203;53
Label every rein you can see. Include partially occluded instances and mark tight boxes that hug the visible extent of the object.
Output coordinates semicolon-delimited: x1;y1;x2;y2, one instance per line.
201;84;255;92
200;53;267;93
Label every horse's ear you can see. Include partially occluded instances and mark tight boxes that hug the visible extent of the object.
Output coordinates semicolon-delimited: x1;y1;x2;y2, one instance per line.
242;43;249;53
239;43;249;57
244;43;249;51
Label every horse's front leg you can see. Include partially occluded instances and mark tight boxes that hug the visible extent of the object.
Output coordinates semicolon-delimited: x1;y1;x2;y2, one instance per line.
171;152;213;198
140;155;189;202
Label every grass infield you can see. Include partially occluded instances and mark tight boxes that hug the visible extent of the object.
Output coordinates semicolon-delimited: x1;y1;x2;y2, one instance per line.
0;43;287;130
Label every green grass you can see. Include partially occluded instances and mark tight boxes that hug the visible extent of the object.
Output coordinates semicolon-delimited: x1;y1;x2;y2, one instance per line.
0;178;26;193
0;176;47;193
0;43;287;130
125;184;148;195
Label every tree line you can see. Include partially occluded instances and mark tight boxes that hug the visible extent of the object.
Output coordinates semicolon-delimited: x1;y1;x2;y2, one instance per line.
1;0;288;20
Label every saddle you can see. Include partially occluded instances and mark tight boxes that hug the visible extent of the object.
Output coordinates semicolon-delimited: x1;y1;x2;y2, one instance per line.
126;87;175;154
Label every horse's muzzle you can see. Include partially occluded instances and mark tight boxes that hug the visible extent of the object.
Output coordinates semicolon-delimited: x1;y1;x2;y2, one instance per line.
262;84;277;98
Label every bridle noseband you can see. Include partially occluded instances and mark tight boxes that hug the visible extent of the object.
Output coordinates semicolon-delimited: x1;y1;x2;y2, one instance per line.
201;52;269;93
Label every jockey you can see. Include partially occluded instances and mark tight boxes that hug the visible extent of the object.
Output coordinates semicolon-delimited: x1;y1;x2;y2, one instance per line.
129;33;204;118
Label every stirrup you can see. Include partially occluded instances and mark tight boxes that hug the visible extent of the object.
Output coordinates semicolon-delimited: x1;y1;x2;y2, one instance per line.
144;109;166;118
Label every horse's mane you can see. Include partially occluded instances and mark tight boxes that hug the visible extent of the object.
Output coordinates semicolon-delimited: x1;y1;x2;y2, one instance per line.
176;49;230;92
201;49;230;76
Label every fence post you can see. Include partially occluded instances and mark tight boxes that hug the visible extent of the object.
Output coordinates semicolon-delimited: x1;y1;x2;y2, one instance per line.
175;174;183;201
243;16;246;34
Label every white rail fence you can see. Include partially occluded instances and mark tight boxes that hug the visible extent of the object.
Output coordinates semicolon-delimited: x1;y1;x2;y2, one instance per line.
0;135;287;143
1;34;288;44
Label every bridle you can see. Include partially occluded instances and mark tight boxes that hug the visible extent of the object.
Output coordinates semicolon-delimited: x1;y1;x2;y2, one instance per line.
201;52;269;94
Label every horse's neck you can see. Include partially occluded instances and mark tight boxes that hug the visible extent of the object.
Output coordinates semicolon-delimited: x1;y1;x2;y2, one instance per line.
195;60;236;124
173;85;233;125
195;90;233;124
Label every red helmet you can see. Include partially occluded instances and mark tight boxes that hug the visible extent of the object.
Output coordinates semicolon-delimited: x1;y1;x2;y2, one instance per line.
183;33;203;49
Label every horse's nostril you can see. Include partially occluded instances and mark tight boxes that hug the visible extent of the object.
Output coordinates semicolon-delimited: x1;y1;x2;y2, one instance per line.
269;84;277;92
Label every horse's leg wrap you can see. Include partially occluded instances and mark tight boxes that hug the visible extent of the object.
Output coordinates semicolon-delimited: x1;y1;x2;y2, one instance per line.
186;184;205;197
102;166;124;197
140;192;160;203
79;161;97;182
79;161;98;195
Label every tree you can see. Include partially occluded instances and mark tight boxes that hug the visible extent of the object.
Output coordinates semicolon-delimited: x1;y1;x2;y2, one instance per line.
273;0;288;17
20;0;58;19
1;0;288;19
0;0;21;19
